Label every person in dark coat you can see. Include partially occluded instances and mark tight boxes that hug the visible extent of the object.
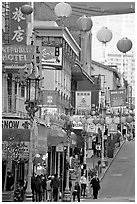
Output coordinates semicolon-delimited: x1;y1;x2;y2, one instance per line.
72;181;80;202
50;174;60;201
6;171;14;191
35;175;43;202
90;174;100;199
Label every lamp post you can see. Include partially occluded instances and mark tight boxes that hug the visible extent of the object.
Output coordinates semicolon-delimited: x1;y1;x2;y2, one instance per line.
25;64;40;201
60;109;73;202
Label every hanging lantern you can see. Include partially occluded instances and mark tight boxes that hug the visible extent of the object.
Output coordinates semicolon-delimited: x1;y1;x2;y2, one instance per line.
21;4;33;15
99;117;105;125
97;27;112;44
105;109;112;116
120;116;126;124
54;2;72;18
60;114;67;120
87;117;93;124
113;117;120;124
117;37;132;54
126;115;133;123
123;109;129;117
74;117;80;123
93;117;99;125
105;117;112;125
76;15;93;32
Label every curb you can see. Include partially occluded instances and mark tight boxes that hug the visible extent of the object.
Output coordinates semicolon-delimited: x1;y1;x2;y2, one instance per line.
100;141;126;182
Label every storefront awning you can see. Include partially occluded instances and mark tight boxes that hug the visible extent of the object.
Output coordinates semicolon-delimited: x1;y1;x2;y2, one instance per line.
47;126;77;147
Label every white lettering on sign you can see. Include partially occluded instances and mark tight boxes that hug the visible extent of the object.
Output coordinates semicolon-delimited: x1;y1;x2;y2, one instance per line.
12;7;25;22
11;26;25;42
2;119;30;129
3;54;27;62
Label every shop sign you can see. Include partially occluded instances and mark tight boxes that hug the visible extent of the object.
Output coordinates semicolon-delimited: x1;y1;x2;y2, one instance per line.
87;123;96;133
9;2;27;45
56;144;63;152
42;46;63;69
110;89;126;107
2;45;34;64
76;91;91;111
2;119;30;129
108;124;117;133
127;86;132;109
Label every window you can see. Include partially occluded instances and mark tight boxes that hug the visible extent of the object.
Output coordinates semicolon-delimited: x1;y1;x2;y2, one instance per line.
21;85;25;97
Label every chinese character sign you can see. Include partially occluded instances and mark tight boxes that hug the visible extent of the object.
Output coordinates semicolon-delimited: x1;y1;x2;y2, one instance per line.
76;91;91;111
110;89;126;107
9;2;27;45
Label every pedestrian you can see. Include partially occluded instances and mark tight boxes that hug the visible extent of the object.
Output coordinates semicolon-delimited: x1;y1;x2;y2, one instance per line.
90;174;100;199
50;173;60;201
80;173;87;197
46;176;52;201
6;171;14;191
41;174;47;201
72;181;80;202
35;175;43;202
117;130;121;147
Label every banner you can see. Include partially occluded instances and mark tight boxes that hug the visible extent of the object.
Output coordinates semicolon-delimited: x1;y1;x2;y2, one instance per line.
9;2;27;45
110;89;126;107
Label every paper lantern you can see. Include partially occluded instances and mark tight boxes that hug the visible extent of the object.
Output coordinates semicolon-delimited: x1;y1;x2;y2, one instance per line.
21;4;33;15
126;115;133;123
76;15;93;32
54;2;72;18
117;37;132;54
97;27;112;44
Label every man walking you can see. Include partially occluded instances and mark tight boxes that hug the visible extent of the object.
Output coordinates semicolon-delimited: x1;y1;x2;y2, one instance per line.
50;174;60;201
90;174;100;199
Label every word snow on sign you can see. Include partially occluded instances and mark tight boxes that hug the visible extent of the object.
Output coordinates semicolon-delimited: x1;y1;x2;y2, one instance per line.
2;45;34;64
76;91;91;111
2;119;30;129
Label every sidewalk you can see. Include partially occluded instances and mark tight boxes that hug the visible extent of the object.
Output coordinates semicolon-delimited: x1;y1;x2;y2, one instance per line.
84;140;125;199
87;140;125;181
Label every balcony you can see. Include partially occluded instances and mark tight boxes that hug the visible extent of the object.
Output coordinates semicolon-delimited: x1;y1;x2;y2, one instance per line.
2;95;27;116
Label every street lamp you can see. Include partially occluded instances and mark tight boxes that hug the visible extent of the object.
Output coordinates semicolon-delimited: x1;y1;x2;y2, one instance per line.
60;108;74;202
25;64;40;201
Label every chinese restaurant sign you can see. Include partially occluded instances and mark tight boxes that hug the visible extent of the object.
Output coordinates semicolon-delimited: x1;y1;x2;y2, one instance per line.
9;2;27;45
2;45;34;64
110;89;126;107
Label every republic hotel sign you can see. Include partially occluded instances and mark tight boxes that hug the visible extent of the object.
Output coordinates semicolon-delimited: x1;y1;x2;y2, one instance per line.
2;45;34;64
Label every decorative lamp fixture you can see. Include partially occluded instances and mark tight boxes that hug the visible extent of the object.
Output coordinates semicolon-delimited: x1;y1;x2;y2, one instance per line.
99;117;105;125
96;27;112;64
93;117;99;125
76;15;93;32
21;4;33;15
97;27;112;44
117;37;132;88
26;69;40;103
54;2;72;18
117;37;132;54
126;115;133;123
120;116;126;124
113;117;120;124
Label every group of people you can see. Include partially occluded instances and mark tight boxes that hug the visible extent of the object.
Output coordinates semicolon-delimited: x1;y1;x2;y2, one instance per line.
30;173;61;202
72;173;101;202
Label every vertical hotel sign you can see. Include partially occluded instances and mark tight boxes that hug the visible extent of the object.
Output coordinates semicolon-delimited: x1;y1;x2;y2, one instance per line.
76;91;91;111
9;2;27;45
